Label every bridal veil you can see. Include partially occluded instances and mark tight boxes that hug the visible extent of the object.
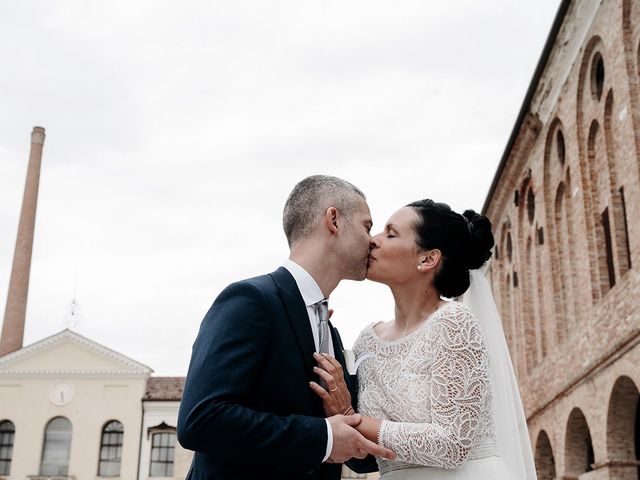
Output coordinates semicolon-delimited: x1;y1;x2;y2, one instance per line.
462;269;537;479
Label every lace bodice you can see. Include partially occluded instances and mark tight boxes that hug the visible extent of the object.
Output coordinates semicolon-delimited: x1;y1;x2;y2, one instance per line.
353;301;497;475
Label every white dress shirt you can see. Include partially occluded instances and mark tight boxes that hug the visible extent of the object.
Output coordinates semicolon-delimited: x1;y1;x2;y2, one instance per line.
282;260;334;463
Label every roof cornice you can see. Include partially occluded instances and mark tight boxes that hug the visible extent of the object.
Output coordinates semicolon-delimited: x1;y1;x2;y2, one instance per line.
482;0;572;214
0;329;153;376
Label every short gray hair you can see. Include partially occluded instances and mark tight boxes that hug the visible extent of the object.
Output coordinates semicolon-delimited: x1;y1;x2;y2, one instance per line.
283;175;366;247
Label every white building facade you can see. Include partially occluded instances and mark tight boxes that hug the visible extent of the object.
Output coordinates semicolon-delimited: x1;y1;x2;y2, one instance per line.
0;330;193;480
0;329;379;480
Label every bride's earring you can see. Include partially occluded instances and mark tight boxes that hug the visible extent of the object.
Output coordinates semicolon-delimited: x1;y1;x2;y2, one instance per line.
417;265;423;271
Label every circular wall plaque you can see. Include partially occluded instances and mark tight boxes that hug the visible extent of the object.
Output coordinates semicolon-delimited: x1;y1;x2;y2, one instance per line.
49;382;74;406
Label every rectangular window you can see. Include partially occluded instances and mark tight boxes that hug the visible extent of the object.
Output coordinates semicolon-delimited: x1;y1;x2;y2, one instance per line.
602;207;615;288
150;432;176;477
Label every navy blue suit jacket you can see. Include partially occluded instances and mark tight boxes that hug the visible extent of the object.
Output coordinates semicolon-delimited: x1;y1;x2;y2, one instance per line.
177;267;363;479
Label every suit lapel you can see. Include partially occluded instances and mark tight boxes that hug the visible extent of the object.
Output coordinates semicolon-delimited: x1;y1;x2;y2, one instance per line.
329;322;357;399
269;267;316;375
329;322;345;364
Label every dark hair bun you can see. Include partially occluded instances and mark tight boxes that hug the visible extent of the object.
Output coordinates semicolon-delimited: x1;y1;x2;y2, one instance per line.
407;199;496;298
462;210;495;270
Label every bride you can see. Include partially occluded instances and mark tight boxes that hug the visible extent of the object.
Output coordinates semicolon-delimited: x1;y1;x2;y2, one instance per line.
311;199;537;479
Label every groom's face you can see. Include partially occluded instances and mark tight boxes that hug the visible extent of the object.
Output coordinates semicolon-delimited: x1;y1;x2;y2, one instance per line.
338;197;373;281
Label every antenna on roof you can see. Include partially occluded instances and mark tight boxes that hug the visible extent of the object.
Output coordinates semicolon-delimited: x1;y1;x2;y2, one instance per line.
62;271;83;331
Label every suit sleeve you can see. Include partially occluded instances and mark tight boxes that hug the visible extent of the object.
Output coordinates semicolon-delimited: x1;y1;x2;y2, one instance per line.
177;281;328;465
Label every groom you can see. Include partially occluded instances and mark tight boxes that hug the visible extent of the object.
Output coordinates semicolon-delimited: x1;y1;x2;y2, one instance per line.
177;175;394;479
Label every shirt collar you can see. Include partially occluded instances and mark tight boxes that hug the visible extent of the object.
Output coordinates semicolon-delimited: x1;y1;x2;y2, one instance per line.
282;259;325;307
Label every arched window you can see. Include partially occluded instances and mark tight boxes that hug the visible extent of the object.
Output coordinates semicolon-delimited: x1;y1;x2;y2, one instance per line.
603;90;632;277
524;236;538;371
588;119;616;296
591;52;605;101
527;188;536;224
556;130;566;165
98;420;123;477
40;417;72;476
150;428;176;477
0;420;15;475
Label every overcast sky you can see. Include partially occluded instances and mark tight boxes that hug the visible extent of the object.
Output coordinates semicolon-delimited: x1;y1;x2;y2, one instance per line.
0;1;560;375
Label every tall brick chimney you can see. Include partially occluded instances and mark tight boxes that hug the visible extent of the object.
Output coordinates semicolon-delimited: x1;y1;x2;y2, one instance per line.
0;127;45;356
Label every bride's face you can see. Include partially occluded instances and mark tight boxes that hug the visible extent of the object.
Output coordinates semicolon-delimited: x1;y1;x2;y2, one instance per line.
367;207;423;285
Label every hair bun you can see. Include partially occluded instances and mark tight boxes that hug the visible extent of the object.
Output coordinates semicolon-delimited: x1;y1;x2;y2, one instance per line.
462;209;495;270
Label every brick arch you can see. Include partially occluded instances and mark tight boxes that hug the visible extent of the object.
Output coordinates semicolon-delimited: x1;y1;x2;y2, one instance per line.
534;429;556;480
516;177;534;258
503;271;517;368
544;118;573;346
533;219;548;358
606;376;639;474
553;181;572;343
577;36;606;126
588;119;616;298
576;37;606;304
622;0;640;176
497;223;514;350
622;1;639;66
499;222;510;262
543;118;566;207
564;168;581;324
523;235;538;370
604;89;633;277
603;90;619;187
499;221;520;370
514;176;534;375
517;175;545;362
565;408;595;476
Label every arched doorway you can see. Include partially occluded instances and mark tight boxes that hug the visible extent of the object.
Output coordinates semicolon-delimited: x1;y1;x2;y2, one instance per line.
565;408;595;477
607;376;640;479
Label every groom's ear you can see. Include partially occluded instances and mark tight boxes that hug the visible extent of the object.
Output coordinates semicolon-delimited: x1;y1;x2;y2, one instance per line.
324;207;339;234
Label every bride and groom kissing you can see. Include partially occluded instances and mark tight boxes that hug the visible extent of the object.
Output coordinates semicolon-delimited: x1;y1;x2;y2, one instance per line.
177;175;537;480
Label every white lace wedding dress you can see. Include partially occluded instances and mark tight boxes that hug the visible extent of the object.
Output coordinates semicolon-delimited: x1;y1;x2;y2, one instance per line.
353;300;516;479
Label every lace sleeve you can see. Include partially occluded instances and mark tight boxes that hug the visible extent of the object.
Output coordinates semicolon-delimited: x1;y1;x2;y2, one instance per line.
378;305;489;469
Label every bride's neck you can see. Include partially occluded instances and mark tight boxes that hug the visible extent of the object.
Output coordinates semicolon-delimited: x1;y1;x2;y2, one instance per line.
390;281;443;333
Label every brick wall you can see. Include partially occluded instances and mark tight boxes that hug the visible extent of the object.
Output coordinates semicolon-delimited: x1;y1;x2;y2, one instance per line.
484;1;640;478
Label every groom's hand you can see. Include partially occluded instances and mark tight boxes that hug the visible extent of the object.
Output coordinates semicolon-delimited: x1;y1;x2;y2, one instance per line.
326;414;396;463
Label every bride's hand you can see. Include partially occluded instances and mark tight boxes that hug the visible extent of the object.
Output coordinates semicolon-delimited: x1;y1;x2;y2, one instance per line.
309;352;355;417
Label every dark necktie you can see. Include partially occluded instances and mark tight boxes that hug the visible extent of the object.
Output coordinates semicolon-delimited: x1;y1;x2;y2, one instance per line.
313;300;330;354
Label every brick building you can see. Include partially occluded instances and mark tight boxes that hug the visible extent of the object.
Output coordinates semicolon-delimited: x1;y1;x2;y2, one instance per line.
483;0;640;478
